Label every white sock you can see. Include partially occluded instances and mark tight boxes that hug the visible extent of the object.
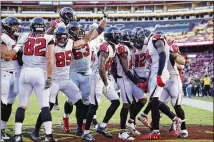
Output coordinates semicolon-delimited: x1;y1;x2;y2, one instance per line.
43;121;52;135
93;115;96;119
15;123;22;135
1;121;7;130
84;130;90;135
100;122;107;128
64;114;70;118
83;119;86;123
153;130;160;133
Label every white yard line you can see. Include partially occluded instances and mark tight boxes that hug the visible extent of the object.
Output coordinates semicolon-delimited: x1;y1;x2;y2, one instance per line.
182;97;213;112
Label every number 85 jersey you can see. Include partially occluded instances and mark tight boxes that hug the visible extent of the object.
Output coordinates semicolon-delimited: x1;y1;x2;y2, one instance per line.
53;39;73;80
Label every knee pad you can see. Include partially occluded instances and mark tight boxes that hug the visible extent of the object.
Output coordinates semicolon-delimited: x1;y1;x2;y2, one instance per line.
139;98;147;105
123;103;130;109
15;107;25;123
111;100;120;109
41;107;52;122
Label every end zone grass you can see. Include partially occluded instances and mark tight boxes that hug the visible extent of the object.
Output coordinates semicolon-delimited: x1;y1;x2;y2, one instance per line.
7;92;213;126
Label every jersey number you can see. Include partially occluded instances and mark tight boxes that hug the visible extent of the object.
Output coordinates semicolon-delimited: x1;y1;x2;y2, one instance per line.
55;50;72;67
12;45;17;60
24;38;46;56
72;44;90;60
105;57;114;71
135;53;146;67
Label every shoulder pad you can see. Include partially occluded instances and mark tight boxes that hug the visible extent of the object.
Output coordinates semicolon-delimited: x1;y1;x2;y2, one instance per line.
99;42;109;53
117;44;127;54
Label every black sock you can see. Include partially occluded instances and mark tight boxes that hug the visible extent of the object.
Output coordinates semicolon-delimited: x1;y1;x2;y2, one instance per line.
1;103;12;122
129;101;136;124
75;100;85;128
143;101;151;115
150;98;160;130
120;106;129;129
55;95;58;105
130;101;145;120
35;103;53;130
174;105;186;130
103;100;120;123
158;102;176;120
82;104;89;120
85;104;98;130
64;101;73;115
15;107;25;123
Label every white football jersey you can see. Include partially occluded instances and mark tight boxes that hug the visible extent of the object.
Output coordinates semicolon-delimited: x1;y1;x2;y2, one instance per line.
53;39;73;80
147;35;169;73
116;43;133;77
70;43;92;74
133;45;148;77
1;33;20;71
91;42;116;74
15;33;54;70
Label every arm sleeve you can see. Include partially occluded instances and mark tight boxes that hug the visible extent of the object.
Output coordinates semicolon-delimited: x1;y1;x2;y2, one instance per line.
157;52;166;75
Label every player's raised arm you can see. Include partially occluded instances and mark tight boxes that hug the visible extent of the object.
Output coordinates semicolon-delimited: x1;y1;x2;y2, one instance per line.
98;51;109;86
89;11;107;41
73;29;95;49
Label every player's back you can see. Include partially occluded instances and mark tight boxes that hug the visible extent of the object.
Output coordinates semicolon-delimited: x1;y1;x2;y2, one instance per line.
1;33;20;72
21;33;54;70
53;39;73;80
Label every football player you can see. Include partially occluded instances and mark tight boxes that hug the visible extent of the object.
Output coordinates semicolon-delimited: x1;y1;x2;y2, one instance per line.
46;7;76;35
159;44;188;138
62;12;107;135
81;27;121;141
12;17;56;142
30;26;96;141
140;31;181;140
1;17;22;141
116;29;148;140
46;7;76;110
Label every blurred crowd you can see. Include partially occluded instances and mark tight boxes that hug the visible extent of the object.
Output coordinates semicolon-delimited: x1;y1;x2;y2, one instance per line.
182;50;213;98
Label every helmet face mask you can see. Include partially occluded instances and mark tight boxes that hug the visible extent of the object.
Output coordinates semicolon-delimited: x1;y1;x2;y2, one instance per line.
30;17;46;34
104;27;121;45
66;22;84;41
59;7;76;25
54;26;69;48
2;17;20;34
134;29;146;50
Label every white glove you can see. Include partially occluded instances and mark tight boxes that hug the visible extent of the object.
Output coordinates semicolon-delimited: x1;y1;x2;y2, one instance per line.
90;23;99;30
103;84;110;93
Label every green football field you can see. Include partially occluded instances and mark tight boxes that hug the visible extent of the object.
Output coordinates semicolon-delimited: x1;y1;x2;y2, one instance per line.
7;92;213;126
